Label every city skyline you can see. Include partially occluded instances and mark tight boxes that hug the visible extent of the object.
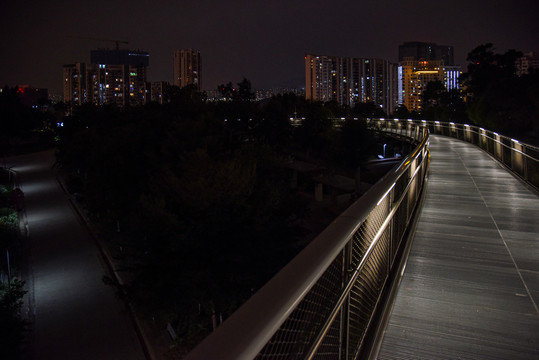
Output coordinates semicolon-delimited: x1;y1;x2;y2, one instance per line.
1;0;538;95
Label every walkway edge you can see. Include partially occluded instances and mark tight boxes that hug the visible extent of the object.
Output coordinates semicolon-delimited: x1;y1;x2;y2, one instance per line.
55;169;158;360
362;164;431;360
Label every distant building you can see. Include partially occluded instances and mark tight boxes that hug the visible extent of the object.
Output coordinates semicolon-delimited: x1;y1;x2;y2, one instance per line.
399;41;454;66
16;85;49;108
254;87;305;101
516;52;539;76
305;54;398;114
397;59;461;112
147;81;169;104
63;62;86;106
397;42;461;112
63;49;150;108
173;49;201;90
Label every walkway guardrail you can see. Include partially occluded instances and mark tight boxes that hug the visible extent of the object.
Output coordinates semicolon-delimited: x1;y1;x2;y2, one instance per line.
185;120;430;360
373;119;539;191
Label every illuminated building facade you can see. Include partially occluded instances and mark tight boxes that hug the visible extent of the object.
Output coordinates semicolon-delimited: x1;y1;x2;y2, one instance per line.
397;42;461;112
173;49;201;90
148;81;169;104
305;54;398;114
63;49;149;108
516;52;539;76
63;62;86;106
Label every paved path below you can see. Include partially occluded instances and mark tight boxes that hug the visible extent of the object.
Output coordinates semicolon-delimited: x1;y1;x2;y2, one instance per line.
378;135;539;360
8;150;145;360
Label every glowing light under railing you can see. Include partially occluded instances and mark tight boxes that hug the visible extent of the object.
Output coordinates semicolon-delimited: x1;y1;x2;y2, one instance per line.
380;117;385;120
450;122;455;125
394;118;399;121
464;124;470;127
512;138;519;143
435;121;440;124
377;182;396;206
480;128;485;132
493;132;499;136
421;120;426;123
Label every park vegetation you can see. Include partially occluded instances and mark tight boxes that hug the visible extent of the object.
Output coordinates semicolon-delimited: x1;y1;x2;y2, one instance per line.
1;43;537;357
54;83;381;353
0;167;27;360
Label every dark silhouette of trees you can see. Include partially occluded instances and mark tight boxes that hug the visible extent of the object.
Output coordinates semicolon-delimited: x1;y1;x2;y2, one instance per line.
461;43;538;138
462;43;522;100
55;80;385;351
393;105;420;120
0;280;27;359
420;81;467;122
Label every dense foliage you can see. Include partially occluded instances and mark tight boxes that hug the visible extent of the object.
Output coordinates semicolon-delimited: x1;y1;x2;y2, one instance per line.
55;89;377;348
0;168;27;360
0;280;27;359
461;43;539;140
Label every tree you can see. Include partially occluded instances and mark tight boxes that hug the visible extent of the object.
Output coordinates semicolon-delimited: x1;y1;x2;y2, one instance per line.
461;44;539;137
420;81;467;122
461;43;522;101
351;102;386;118
392;104;420;120
0;280;27;359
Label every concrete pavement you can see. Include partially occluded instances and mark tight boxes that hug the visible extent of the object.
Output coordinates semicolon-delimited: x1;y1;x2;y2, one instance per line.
8;149;146;360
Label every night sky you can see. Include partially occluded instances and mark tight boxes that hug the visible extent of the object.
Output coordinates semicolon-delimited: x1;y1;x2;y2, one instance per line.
1;0;538;96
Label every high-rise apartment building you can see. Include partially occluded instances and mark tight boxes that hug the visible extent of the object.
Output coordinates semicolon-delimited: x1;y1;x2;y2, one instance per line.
63;49;149;108
173;49;201;90
147;81;169;104
399;41;454;66
63;62;86;106
305;54;398;114
397;42;460;112
516;52;539;76
397;59;461;112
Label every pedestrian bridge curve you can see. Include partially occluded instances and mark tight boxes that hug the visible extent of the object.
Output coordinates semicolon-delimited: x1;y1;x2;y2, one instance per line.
377;134;539;360
185;120;539;360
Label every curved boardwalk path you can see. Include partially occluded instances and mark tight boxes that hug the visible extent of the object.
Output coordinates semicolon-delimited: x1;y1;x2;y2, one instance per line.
8;150;145;360
378;135;539;359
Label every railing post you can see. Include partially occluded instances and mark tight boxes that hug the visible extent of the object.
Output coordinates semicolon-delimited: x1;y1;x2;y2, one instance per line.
340;242;352;359
494;132;503;163
511;139;525;180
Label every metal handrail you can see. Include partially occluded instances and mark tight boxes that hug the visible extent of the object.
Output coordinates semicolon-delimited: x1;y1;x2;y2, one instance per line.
374;119;539;191
185;120;430;360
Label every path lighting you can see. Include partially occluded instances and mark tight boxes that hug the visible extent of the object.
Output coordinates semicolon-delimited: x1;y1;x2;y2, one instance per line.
378;144;387;159
512;139;519;143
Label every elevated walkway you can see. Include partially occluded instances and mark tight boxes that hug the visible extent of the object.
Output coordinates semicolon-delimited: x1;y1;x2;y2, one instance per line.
378;135;539;359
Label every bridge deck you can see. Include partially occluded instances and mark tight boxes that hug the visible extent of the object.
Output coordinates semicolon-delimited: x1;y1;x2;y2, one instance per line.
378;135;539;359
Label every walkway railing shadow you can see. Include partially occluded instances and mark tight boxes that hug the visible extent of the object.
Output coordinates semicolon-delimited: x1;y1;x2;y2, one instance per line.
185;120;430;360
